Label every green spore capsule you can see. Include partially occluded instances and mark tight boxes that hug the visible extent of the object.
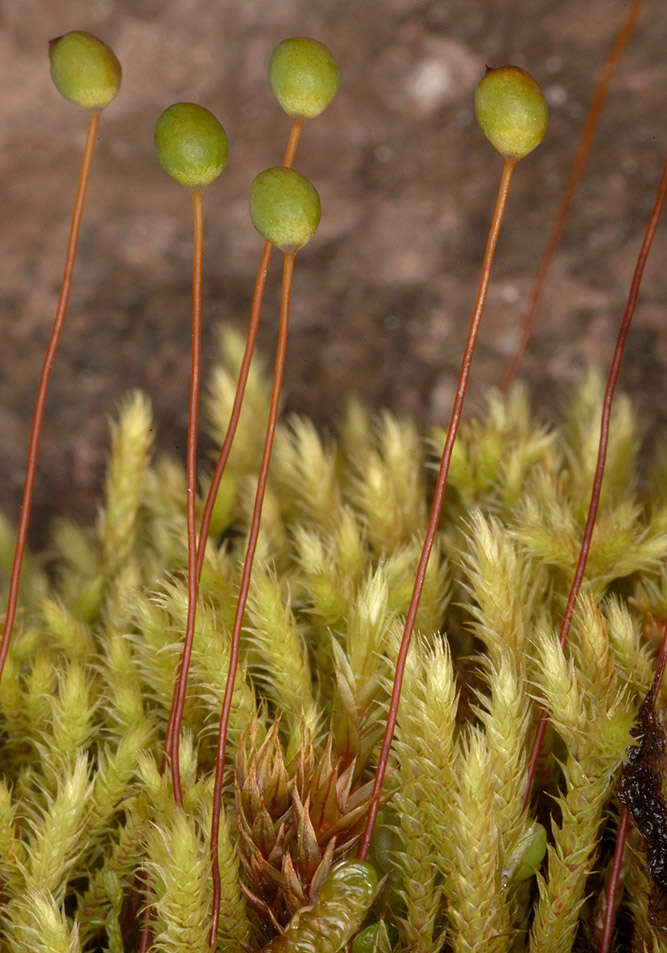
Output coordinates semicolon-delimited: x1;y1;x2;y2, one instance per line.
249;168;321;253
154;103;229;189
269;37;339;119
474;65;548;160
49;31;121;110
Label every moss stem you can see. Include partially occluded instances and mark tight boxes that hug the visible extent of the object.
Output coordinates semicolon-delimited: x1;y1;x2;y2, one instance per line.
358;156;517;860
0;109;100;682
162;117;305;804
194;116;304;583
209;251;296;947
164;188;205;804
522;154;667;813
501;0;647;390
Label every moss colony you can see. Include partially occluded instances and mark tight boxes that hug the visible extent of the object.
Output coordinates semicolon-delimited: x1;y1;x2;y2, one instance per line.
0;330;666;952
2;13;666;953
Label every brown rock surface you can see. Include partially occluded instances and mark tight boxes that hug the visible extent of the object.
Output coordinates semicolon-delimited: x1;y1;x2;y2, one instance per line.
0;0;665;544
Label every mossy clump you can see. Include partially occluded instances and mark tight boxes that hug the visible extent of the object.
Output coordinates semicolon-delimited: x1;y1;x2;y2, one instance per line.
269;37;339;119
0;332;665;951
154;102;229;189
49;31;121;110
475;65;548;159
249;167;321;252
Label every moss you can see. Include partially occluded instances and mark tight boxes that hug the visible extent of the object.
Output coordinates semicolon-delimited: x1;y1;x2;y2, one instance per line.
0;335;665;950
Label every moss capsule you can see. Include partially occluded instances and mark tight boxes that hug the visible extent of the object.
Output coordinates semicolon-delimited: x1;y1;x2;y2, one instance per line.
49;31;121;110
154;103;229;189
249;168;321;253
474;65;548;160
269;37;339;120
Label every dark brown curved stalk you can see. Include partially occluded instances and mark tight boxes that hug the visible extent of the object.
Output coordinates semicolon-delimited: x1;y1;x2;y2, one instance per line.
163;117;304;782
501;0;647;391
358;157;517;861
209;251;296;947
0;110;101;681
522;155;667;813
137;883;154;953
164;188;204;805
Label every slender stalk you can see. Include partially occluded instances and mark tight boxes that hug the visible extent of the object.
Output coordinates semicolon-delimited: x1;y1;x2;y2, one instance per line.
522;155;667;812
195;116;303;581
164;188;204;805
281;115;305;170
598;809;630;953
0;110;101;681
195;238;271;580
501;0;647;390
137;884;153;953
209;252;296;946
162;117;305;791
358;157;517;860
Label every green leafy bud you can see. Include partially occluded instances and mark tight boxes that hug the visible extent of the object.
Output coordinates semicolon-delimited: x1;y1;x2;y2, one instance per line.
318;859;378;904
512;822;547;882
249;168;321;253
49;31;121;110
474;65;548;160
269;37;339;119
352;923;380;953
263;860;378;953
154;103;229;189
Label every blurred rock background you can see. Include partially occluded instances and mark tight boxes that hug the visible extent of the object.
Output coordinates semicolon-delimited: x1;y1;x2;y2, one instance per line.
0;0;665;543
